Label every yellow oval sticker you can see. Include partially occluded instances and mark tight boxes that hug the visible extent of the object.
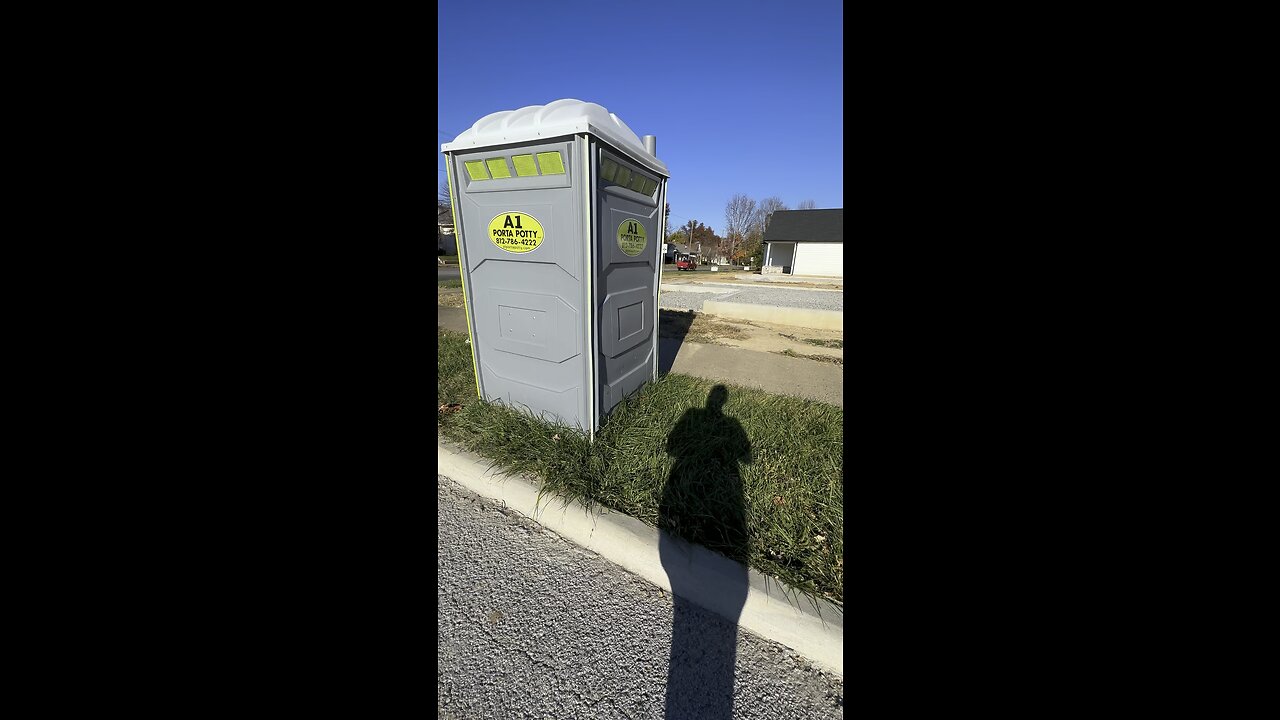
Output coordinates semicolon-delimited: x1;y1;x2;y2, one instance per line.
488;211;544;253
617;218;647;257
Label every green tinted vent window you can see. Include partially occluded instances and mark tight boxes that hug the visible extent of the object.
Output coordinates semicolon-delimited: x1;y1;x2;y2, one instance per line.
614;166;632;187
486;158;512;179
640;177;658;195
464;160;490;181
629;173;647;193
512;154;538;177
600;157;618;182
536;151;565;175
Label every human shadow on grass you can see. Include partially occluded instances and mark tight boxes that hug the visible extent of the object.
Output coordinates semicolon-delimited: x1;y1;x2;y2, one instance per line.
658;385;751;720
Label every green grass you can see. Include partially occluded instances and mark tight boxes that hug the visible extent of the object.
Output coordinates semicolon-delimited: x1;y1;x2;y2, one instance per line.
438;327;843;606
438;278;464;288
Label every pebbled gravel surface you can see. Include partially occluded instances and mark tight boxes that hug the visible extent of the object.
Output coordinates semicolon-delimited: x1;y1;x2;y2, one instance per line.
658;290;721;312
716;288;844;311
659;287;843;313
438;475;844;720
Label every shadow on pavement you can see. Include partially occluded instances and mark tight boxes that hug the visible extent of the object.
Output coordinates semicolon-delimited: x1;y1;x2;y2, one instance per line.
659;385;751;720
657;309;694;376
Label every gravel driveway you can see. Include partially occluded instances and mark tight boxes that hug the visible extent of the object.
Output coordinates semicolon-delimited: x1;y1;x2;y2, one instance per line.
718;287;843;311
658;291;721;312
660;286;843;312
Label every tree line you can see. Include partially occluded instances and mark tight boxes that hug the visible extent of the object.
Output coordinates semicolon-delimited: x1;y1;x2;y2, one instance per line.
669;195;817;266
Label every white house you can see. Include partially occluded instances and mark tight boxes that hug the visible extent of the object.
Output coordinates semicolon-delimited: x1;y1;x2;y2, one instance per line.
438;206;457;255
763;209;843;277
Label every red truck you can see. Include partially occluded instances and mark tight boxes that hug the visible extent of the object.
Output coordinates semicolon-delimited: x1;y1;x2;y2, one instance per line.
675;252;697;271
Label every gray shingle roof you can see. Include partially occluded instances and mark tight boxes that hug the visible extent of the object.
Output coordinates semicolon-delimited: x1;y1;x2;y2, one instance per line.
763;209;842;243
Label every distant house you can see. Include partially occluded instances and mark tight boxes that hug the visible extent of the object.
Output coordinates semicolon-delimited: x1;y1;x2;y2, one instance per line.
762;209;842;277
438;206;457;255
663;242;689;263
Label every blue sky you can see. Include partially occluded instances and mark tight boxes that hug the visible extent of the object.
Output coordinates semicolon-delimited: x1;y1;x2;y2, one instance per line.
438;0;843;238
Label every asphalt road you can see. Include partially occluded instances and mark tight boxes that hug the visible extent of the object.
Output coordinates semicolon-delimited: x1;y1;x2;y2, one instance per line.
439;266;460;280
438;475;844;720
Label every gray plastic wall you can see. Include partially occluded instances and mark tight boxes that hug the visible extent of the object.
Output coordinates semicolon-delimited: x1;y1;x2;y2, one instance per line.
447;135;666;435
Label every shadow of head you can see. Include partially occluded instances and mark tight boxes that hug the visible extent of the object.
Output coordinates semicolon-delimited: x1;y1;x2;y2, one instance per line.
707;385;728;413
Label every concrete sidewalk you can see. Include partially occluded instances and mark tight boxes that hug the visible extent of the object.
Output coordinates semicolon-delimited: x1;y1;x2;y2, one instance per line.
438;306;842;408
660;339;842;407
438;305;469;334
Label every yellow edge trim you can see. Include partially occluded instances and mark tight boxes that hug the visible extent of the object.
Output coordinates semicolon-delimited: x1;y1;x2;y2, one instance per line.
655;182;664;382
583;136;594;443
445;156;483;401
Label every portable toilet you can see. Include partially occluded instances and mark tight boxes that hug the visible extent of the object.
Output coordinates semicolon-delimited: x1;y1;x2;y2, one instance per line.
441;99;669;439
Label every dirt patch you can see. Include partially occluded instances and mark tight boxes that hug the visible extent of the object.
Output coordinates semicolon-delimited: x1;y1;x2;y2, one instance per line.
780;333;844;349
438;300;843;364
660;310;843;362
438;289;467;308
659;310;748;346
773;349;843;365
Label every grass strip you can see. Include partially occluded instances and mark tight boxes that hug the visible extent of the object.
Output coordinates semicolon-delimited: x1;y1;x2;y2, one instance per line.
438;327;843;605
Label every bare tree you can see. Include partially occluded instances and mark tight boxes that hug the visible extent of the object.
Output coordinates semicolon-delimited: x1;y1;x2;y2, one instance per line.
664;203;672;238
797;199;817;210
724;194;757;260
439;180;452;206
757;196;788;234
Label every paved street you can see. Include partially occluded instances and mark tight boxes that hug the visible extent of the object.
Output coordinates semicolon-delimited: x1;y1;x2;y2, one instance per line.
439;266;460;281
438;475;844;720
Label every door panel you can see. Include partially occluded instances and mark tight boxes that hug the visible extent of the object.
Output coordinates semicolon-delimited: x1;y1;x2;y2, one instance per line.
594;146;660;418
452;139;589;430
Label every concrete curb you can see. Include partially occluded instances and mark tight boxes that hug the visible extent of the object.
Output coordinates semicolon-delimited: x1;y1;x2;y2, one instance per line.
438;440;844;677
736;273;844;287
701;300;844;331
662;280;843;294
658;283;739;295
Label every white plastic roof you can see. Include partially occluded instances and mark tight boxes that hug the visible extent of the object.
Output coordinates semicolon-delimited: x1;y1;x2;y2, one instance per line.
441;99;668;177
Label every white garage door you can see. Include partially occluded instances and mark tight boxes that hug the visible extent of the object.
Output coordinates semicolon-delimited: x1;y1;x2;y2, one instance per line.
793;242;843;277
